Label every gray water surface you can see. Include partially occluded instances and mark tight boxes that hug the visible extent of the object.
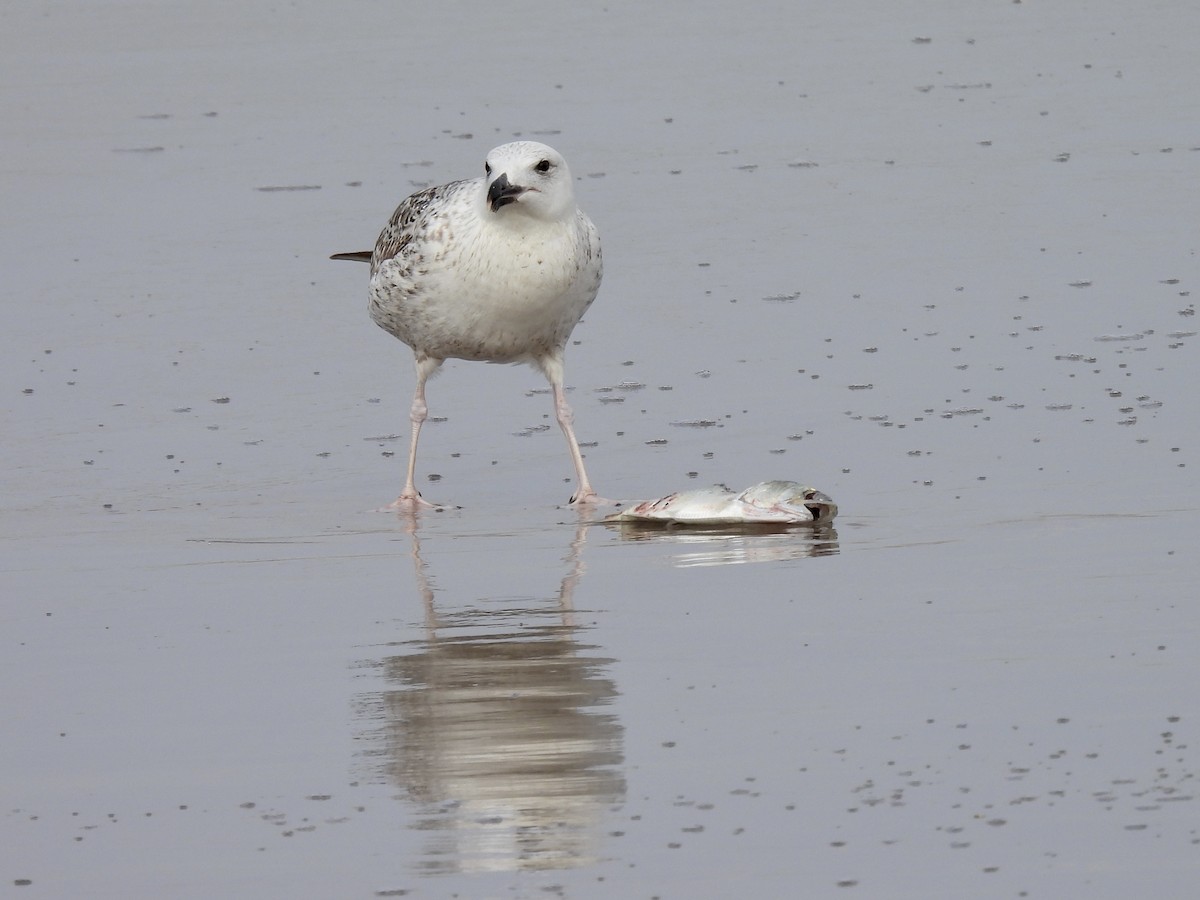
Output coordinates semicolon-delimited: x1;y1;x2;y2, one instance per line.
3;2;1198;897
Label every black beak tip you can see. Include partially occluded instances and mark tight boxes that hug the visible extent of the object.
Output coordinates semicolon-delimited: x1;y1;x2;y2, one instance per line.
487;173;524;211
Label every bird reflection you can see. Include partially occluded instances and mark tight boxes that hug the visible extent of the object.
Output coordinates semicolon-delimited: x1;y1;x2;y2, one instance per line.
605;521;839;567
355;511;624;874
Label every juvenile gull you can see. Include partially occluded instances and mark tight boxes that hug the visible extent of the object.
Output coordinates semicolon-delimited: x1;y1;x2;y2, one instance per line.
332;141;603;507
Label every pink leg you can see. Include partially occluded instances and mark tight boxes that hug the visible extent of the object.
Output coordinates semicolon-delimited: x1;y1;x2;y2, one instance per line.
542;356;599;505
390;356;442;509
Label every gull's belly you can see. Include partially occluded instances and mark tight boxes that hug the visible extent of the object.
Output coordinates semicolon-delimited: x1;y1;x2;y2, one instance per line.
368;252;595;363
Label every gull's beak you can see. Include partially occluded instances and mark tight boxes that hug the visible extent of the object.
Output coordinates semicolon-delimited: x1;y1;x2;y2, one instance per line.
487;173;525;211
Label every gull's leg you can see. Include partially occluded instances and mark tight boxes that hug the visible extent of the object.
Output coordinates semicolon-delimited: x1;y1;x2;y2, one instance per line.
541;355;599;505
389;355;443;509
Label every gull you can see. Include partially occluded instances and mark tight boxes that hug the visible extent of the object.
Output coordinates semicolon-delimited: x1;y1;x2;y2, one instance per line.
332;141;603;507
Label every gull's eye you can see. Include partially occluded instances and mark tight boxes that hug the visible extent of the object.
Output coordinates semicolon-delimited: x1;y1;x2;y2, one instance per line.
484;162;492;175
535;159;552;173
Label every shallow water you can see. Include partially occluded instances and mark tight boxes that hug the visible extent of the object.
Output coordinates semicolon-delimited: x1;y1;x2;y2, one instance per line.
3;1;1199;897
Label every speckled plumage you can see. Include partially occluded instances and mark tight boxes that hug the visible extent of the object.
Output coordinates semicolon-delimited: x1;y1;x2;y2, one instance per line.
333;141;604;507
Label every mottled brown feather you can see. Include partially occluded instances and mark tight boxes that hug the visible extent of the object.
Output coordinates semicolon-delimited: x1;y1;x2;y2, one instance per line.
369;181;467;275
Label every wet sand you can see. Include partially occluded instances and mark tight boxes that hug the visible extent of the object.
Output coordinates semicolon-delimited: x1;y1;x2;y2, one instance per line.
3;1;1198;897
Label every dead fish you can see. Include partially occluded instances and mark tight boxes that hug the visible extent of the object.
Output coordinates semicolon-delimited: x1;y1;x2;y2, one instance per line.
606;480;837;526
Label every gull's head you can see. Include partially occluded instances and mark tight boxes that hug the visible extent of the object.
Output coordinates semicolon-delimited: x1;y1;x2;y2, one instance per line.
483;141;576;221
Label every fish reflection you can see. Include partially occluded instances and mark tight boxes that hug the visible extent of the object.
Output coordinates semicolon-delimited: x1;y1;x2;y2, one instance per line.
605;521;839;567
356;514;624;874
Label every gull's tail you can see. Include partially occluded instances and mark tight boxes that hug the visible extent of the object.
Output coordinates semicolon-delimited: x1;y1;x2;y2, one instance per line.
330;251;373;263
